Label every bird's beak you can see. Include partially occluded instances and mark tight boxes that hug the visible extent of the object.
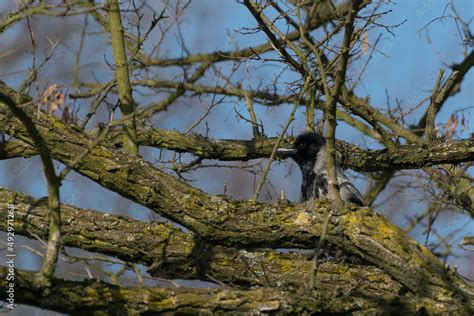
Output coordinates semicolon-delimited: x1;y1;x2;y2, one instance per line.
276;147;297;157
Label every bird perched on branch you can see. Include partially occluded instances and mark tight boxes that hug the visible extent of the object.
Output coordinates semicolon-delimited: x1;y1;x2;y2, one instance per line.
277;132;365;206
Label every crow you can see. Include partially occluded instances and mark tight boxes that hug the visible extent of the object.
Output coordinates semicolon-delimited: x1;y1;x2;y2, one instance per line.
277;132;365;206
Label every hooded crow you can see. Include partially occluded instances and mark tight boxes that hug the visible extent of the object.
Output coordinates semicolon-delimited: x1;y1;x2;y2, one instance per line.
277;132;365;206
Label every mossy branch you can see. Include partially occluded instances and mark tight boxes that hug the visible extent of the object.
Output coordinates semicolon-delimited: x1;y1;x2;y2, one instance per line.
2;122;472;172
0;100;472;310
0;187;471;314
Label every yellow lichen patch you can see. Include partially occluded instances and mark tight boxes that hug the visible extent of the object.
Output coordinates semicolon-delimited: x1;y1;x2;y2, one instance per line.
152;296;177;309
348;210;395;241
344;212;362;235
277;258;296;273
294;211;312;226
215;258;232;266
372;220;396;240
265;251;277;260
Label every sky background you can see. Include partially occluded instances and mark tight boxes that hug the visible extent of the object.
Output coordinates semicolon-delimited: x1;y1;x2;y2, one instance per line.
0;0;472;314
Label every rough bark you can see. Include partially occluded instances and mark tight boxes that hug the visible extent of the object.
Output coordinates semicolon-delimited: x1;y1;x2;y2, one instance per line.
0;188;399;290
0;267;303;315
0;95;472;313
1;122;472;172
0;80;472;312
0;266;432;315
1;187;472;314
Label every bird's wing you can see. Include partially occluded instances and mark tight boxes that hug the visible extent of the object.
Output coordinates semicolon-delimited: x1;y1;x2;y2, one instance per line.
336;169;365;206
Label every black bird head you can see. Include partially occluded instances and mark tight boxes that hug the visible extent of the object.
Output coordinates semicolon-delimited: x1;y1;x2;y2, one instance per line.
277;132;325;168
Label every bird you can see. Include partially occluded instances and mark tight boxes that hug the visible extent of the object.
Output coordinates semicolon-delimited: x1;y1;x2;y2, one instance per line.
277;132;365;206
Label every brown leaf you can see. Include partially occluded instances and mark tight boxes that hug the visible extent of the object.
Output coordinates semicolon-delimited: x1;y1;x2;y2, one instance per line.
450;115;458;136
445;114;454;139
51;91;64;112
41;83;65;113
41;84;57;104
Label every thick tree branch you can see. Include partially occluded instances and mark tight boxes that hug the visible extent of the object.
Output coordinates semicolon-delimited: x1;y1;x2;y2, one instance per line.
0;267;308;315
1;266;444;315
1;124;472;172
0;100;472;308
0;188;395;290
0;187;470;314
0;138;37;159
133;128;474;172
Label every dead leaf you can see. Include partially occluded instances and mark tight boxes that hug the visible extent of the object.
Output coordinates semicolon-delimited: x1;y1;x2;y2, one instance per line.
41;83;64;113
450;115;458;135
51;91;64;112
445;114;458;139
41;84;57;105
445;114;454;139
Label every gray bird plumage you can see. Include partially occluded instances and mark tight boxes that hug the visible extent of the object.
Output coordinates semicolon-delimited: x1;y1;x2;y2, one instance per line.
277;132;365;206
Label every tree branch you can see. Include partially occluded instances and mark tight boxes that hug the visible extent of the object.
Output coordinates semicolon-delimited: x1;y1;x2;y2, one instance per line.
0;267;309;315
107;0;138;153
415;50;474;135
2;265;445;315
0;187;397;291
0;187;471;314
0;91;60;289
1;123;472;172
72;79;382;140
0;100;472;307
324;0;361;204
